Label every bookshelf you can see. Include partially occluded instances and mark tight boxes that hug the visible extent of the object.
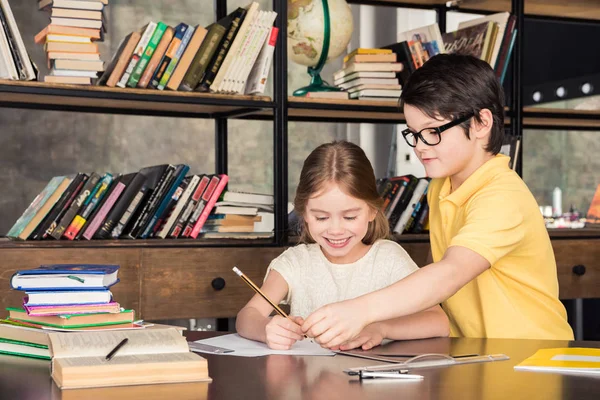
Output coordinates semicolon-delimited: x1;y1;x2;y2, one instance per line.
0;0;599;321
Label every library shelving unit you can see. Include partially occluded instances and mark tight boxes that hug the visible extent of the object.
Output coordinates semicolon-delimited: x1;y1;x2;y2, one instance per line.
0;0;598;326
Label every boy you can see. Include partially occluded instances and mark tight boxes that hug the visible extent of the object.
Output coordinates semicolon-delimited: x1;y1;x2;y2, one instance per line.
301;54;574;349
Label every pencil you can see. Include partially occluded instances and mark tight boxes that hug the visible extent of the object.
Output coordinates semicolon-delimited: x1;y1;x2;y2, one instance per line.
232;266;308;339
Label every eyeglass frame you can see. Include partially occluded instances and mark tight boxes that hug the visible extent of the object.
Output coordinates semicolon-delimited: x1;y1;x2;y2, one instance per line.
401;112;475;148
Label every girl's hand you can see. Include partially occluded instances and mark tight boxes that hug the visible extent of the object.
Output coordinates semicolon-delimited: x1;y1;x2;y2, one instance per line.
265;315;305;350
339;322;386;351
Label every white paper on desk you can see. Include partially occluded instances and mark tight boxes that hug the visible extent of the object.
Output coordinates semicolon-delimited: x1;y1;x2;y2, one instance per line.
193;334;335;357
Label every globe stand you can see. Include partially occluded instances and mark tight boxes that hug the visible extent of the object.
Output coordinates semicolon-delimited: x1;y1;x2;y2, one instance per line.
293;0;341;97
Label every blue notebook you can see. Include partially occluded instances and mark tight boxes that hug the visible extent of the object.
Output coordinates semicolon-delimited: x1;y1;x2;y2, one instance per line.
10;264;120;291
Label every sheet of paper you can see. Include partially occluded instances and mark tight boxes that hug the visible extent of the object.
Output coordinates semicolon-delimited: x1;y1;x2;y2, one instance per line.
49;328;188;359
192;334;335;357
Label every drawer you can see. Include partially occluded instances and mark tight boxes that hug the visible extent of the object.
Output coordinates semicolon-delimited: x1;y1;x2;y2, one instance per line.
140;247;286;319
552;239;600;299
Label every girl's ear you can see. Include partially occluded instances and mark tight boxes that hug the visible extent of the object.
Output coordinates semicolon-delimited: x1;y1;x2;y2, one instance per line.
369;209;378;222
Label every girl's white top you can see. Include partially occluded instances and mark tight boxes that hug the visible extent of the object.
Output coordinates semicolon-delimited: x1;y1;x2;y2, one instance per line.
265;239;419;318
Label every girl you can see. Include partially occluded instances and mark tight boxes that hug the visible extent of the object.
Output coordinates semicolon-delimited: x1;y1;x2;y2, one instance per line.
236;141;449;350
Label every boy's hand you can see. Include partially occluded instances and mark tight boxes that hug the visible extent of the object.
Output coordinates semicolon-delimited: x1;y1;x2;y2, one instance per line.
302;299;368;349
265;315;304;350
339;322;385;351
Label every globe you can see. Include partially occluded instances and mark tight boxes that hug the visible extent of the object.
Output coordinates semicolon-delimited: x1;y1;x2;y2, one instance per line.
288;0;354;96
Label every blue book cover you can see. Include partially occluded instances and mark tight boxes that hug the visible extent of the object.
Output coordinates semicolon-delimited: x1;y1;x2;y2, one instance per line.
10;264;120;291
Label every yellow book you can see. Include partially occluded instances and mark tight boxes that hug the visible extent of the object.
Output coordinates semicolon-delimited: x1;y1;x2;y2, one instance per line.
343;48;392;63
514;348;600;375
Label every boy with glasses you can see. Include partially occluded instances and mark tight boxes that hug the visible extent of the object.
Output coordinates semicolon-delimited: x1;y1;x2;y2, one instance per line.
301;54;573;349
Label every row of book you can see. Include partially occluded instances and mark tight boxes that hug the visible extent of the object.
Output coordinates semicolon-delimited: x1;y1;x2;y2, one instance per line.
377;175;430;235
0;0;36;81
37;0;109;84
6;165;230;241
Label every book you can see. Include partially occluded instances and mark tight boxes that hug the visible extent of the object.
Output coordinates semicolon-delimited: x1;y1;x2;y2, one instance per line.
586;184;600;224
0;0;36;80
10;264;120;291
0;320;50;345
514;348;600;375
117;22;157;88
24;290;112;306
165;25;207;91
50;17;103;30
39;0;104;11
24;302;120;316
181;175;220;238
169;175;210;238
343;48;392;63
458;12;510;68
49;328;210;389
156;175;200;239
190;174;229;238
8;308;134;329
442;21;495;61
127;22;168;88
150;22;189;89
397;23;446;56
137;25;174;88
34;25;101;44
222;191;273;205
0;337;50;360
81;178;127;240
51;172;100;239
97;31;141;87
245;25;278;94
45;41;98;53
179;22;227;91
333;63;404;82
50;8;102;20
6;176;71;241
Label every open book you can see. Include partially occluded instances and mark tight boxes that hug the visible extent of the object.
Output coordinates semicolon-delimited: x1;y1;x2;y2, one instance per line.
49;328;211;389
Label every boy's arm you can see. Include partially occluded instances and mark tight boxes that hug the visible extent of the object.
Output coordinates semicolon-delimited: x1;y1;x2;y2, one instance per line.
339;305;449;350
302;245;490;348
236;270;294;342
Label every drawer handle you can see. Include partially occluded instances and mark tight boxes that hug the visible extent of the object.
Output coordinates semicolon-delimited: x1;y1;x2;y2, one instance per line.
572;265;586;276
211;277;226;291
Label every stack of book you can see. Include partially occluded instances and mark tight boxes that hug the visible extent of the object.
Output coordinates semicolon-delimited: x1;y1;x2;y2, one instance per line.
202;190;274;239
6;264;134;331
98;1;278;94
377;175;430;235
5;165;230;241
0;0;36;81
36;0;108;85
333;48;403;102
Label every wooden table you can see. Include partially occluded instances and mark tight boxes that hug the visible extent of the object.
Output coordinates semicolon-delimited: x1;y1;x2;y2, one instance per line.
1;331;599;399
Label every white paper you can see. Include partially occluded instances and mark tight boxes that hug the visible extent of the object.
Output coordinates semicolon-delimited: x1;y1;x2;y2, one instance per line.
192;334;335;357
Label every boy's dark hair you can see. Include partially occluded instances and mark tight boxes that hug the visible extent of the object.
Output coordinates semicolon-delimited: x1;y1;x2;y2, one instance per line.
400;54;505;154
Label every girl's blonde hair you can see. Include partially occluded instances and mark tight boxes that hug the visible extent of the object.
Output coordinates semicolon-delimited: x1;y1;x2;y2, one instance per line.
294;141;389;244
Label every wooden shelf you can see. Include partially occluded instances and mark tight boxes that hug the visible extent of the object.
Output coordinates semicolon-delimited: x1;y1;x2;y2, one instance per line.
0;237;278;249
457;0;600;21
347;0;600;21
522;107;600;130
287;97;406;123
0;80;273;119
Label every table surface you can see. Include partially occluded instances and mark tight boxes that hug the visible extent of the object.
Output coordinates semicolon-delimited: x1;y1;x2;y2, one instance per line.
1;331;599;400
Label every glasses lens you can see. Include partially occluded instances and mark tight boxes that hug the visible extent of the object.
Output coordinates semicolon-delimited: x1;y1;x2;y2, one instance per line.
420;128;441;146
403;131;417;147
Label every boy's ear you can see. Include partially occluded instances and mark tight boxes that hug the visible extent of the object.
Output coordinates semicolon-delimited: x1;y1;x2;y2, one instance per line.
471;108;494;142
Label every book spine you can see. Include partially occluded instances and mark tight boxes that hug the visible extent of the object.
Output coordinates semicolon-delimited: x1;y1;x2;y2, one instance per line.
151;179;188;238
111;186;147;239
125;165;175;239
170;175;209;238
157;24;194;90
127;22;168;88
158;175;200;239
63;174;113;240
140;165;189;239
182;175;220;238
179;24;226;91
39;174;87;240
198;10;245;91
82;181;126;240
245;26;278;95
150;23;188;89
116;22;156;88
137;26;174;89
224;11;264;93
190;174;229;238
51;173;100;239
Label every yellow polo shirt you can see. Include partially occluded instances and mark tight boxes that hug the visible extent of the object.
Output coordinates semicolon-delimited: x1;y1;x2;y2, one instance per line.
428;154;573;340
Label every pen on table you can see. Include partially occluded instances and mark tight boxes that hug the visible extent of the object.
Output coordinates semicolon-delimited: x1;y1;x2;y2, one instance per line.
233;266;309;339
359;370;424;380
105;338;128;361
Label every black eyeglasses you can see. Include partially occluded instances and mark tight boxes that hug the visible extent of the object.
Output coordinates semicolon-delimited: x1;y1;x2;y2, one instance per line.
401;113;475;148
